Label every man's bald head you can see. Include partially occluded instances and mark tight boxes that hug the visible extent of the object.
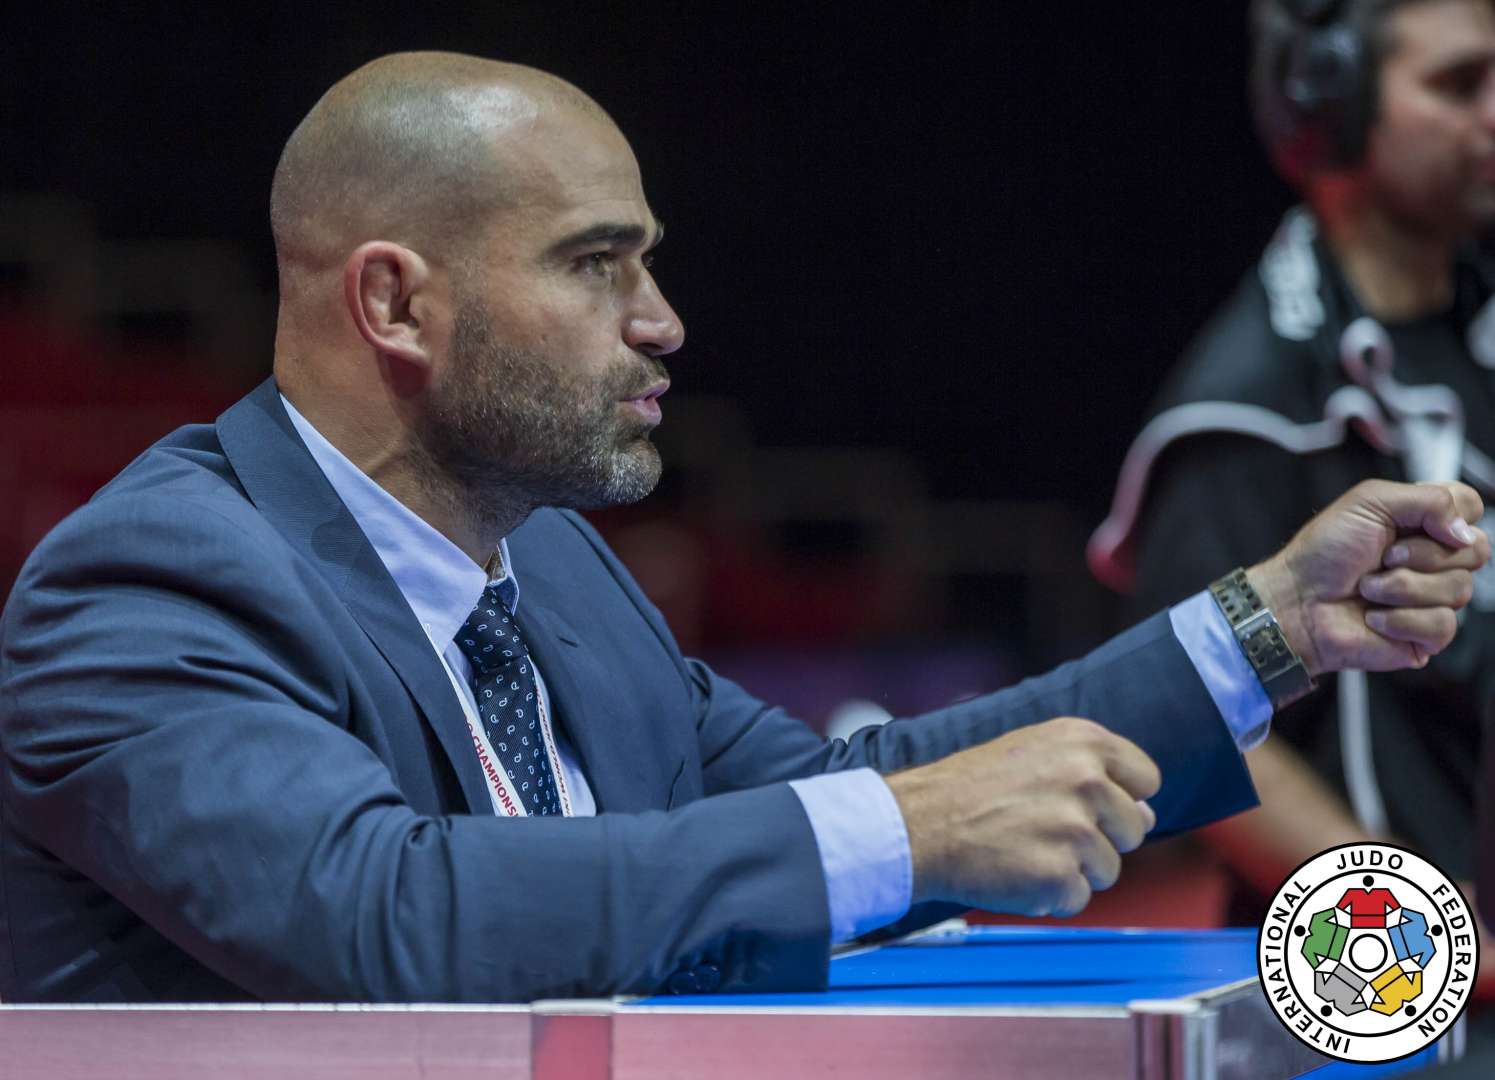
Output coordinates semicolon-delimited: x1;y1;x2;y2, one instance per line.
267;51;681;556
269;52;609;279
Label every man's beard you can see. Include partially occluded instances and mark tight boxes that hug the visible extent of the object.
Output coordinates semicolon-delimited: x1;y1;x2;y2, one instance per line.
416;295;667;520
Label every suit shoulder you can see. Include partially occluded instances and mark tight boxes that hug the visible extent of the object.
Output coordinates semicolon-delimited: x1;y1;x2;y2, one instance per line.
13;425;296;596
89;421;252;516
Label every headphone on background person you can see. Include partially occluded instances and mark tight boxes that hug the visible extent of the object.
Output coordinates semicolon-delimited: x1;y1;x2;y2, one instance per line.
1254;0;1380;176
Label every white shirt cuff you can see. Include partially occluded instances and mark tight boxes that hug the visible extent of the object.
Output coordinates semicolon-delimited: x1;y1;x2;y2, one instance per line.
1169;590;1273;750
788;767;912;943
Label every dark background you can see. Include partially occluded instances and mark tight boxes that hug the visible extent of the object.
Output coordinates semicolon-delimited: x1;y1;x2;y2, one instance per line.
1;2;1293;670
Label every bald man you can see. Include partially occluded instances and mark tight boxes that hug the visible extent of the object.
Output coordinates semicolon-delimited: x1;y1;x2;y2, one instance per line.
0;53;1488;1004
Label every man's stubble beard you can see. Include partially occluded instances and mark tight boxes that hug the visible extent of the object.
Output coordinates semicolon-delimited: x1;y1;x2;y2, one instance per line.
415;293;667;530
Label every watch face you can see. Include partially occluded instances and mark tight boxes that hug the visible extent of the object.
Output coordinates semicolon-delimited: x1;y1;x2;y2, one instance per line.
1211;571;1314;710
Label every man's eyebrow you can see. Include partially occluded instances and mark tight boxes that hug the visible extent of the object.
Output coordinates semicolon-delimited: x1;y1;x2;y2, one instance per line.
550;219;665;254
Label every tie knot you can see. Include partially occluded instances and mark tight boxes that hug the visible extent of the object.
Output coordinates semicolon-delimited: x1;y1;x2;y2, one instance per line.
453;585;529;675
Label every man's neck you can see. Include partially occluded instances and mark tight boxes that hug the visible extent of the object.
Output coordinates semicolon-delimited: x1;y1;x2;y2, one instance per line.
1312;188;1457;322
281;385;531;566
373;452;534;568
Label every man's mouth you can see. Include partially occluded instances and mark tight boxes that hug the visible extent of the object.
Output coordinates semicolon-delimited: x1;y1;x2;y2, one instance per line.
621;380;669;424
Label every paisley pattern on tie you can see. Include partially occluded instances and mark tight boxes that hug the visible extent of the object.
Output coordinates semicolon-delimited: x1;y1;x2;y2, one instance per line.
453;583;561;816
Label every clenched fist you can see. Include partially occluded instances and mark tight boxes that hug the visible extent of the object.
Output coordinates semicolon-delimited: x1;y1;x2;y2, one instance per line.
884;481;1488;924
1250;479;1489;674
886;717;1160;918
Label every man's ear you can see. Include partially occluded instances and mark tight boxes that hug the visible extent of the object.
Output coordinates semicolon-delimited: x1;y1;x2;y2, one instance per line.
343;241;434;371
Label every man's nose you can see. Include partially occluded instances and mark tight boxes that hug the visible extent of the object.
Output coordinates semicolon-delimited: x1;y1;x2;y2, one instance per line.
624;273;685;356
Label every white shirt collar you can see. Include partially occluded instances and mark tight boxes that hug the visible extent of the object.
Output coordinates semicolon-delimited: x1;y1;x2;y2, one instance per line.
280;394;518;648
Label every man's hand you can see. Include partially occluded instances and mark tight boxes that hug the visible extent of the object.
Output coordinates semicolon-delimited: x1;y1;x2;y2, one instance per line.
886;717;1160;917
1250;480;1489;675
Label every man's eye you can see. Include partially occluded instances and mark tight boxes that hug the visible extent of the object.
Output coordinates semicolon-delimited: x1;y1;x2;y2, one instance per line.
1434;63;1490;103
581;252;615;276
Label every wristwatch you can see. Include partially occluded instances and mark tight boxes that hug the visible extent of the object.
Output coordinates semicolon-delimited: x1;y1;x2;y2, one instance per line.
1208;567;1317;711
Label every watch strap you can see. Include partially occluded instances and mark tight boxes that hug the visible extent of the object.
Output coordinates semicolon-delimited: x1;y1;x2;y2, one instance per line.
1208;567;1317;711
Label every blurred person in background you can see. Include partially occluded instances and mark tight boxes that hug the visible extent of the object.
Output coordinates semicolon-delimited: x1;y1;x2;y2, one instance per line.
1092;0;1495;963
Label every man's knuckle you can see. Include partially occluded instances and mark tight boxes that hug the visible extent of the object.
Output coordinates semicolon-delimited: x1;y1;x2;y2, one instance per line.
1116;822;1145;854
1438;609;1458;643
1055;876;1092;917
1037;849;1080;885
1048;750;1083;781
1064;815;1100;848
1040;805;1087;847
1057;716;1102;741
1378;569;1410;598
1415;610;1453;647
1068;761;1108;794
1034;875;1064;912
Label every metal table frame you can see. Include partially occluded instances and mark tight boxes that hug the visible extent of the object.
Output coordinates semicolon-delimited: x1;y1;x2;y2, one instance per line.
0;927;1465;1079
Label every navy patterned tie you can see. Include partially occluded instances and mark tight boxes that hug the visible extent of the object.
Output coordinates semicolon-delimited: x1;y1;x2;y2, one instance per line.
453;581;561;816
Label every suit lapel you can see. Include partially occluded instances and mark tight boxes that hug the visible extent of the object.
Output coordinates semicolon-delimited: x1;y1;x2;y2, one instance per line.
517;599;618;810
517;587;675;814
214;380;492;815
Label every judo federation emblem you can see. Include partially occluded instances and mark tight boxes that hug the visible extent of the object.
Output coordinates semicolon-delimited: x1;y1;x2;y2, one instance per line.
1257;843;1478;1063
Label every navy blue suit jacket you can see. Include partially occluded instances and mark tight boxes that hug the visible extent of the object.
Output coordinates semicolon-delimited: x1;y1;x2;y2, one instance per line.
0;381;1256;1002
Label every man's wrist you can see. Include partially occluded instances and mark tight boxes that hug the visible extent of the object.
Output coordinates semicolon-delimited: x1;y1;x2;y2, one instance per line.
788;769;913;943
1247;555;1322;677
1214;561;1318;710
885;768;939;906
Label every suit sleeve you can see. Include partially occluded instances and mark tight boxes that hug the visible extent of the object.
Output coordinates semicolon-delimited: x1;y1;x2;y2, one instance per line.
544;510;1259;942
557;510;1259;846
0;495;831;1002
685;613;1257;840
